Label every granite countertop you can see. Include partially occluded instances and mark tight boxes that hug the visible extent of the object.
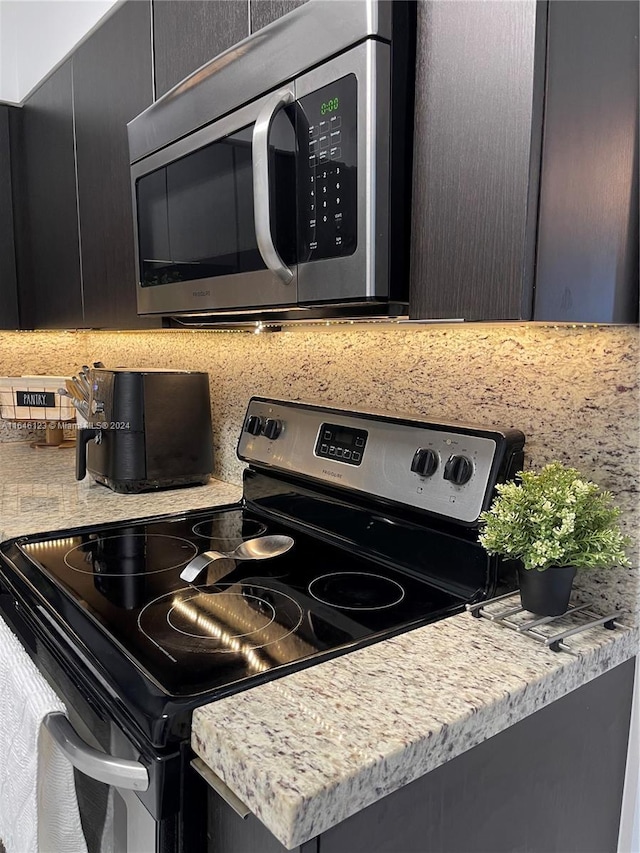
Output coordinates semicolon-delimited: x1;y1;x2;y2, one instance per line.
0;441;242;540
193;600;638;849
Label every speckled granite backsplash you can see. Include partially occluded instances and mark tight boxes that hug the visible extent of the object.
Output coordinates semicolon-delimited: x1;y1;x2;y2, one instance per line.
0;325;637;618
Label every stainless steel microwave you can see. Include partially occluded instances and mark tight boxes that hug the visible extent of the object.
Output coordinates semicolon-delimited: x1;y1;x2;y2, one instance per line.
127;0;415;324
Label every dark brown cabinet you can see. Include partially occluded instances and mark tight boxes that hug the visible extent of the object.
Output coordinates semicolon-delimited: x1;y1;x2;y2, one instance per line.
0;105;19;329
13;61;84;329
7;0;638;329
201;661;633;853
153;1;249;99
410;0;638;323
206;782;315;853
534;0;639;323
152;0;314;101
410;0;544;322
73;0;158;329
13;2;159;330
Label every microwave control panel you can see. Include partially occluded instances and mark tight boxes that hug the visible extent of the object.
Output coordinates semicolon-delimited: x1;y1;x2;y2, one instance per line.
298;74;357;262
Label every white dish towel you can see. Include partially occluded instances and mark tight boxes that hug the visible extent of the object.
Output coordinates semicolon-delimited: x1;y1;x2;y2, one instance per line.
0;613;88;853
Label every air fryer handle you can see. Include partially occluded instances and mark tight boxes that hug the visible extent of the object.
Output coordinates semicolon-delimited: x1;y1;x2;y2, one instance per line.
76;428;101;481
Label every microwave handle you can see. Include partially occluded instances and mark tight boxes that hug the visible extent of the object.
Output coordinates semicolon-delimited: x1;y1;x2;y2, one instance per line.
252;87;295;285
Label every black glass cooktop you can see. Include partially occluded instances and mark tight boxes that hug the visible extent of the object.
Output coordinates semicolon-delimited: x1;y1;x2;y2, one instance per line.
17;508;467;698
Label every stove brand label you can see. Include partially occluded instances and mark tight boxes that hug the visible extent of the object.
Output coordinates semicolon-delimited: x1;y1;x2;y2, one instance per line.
192;289;211;298
322;468;343;479
16;391;55;408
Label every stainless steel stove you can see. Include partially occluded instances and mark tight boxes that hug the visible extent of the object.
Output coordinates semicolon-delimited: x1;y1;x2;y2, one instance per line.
0;397;524;852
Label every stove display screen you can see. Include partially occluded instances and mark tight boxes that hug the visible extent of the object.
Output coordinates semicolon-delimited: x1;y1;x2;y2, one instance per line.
315;422;367;465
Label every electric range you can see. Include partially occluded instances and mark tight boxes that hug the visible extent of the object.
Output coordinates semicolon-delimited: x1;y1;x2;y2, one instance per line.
0;398;524;852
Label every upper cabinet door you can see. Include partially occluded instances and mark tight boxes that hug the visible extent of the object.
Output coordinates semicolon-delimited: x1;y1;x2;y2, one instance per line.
14;61;84;330
409;0;638;324
73;0;159;329
0;105;19;329
153;1;249;98
409;0;544;321
534;0;639;324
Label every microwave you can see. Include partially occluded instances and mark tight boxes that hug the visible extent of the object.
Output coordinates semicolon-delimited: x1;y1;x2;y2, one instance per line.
127;0;415;324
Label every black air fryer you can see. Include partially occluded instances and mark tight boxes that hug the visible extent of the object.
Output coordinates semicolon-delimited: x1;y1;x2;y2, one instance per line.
76;368;213;493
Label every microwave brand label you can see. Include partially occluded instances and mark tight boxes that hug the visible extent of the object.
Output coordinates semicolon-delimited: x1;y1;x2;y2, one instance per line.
192;289;211;298
16;391;56;407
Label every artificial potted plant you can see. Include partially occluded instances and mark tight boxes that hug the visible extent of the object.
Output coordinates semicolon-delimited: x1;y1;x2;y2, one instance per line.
478;462;630;616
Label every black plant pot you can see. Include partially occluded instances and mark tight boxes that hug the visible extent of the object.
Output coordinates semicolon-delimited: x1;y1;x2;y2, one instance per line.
517;564;577;616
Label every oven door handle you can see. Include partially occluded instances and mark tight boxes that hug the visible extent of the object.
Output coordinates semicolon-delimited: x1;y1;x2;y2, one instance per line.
43;711;149;791
252;86;295;285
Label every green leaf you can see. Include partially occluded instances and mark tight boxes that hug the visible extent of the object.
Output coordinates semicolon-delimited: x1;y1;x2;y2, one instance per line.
478;462;631;571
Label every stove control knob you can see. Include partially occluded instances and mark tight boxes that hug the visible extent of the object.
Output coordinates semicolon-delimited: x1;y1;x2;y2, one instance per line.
262;418;283;440
444;454;473;485
410;448;438;477
245;415;264;436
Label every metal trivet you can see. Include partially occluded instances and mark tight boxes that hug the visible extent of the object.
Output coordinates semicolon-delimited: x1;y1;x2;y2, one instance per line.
466;591;629;654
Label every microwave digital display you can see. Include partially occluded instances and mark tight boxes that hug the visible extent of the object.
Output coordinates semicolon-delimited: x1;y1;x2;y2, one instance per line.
320;97;339;115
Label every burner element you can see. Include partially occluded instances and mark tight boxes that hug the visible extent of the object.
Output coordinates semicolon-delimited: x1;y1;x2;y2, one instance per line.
192;511;267;547
168;592;276;640
308;572;406;610
64;534;197;576
138;583;304;661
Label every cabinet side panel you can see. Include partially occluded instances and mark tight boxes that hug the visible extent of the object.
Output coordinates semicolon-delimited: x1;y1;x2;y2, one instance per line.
153;0;249;98
534;1;639;323
0;105;19;329
16;61;83;329
207;786;305;853
74;0;159;329
409;1;542;320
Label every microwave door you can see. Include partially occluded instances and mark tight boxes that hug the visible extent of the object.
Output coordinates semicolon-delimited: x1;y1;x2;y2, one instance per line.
132;92;298;317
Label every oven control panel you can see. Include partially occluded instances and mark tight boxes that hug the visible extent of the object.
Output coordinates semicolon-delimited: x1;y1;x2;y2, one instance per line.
238;399;525;525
